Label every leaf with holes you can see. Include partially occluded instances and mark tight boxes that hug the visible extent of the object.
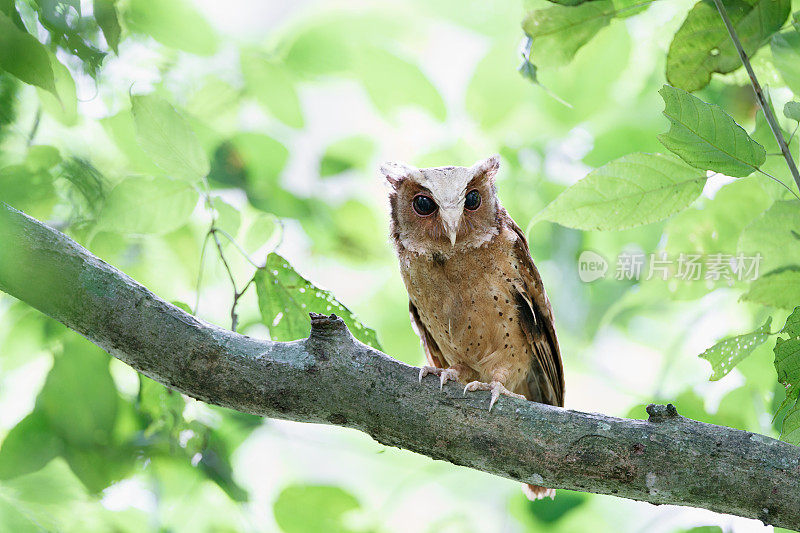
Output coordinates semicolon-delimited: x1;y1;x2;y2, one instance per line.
699;318;773;380
535;152;706;230
658;85;766;177
254;253;380;348
667;0;790;92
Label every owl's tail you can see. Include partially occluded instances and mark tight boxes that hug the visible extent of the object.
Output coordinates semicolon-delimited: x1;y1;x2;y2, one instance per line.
523;484;556;500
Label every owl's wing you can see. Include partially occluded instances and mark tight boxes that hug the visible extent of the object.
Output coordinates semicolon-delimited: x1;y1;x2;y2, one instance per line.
507;219;565;407
409;301;445;369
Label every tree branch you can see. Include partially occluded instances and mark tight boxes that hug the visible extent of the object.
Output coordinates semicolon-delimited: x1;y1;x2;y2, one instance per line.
712;0;800;192
1;202;800;529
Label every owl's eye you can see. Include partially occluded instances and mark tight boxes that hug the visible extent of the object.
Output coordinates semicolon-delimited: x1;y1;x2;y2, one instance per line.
412;194;437;216
464;189;481;210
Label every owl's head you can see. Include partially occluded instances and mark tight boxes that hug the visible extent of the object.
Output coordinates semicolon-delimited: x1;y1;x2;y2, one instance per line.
382;155;501;255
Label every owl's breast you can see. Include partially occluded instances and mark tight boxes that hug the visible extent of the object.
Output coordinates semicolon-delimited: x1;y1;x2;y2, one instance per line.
400;239;528;372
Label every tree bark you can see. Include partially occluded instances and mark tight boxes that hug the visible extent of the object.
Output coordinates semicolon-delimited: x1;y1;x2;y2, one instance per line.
1;203;799;530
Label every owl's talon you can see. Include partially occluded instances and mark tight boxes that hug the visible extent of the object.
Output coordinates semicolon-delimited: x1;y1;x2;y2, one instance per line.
439;368;460;390
419;366;460;390
463;380;526;411
419;365;442;383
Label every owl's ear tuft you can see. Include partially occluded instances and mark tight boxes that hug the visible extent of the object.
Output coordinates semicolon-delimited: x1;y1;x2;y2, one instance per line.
380;161;416;188
472;155;500;180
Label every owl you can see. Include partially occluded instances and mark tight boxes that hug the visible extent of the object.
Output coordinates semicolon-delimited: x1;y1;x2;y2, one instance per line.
382;155;564;500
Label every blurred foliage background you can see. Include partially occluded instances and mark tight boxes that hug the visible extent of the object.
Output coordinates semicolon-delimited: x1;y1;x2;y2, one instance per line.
1;0;800;531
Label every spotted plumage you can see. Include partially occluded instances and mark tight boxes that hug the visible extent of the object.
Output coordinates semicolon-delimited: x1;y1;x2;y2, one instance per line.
382;155;564;500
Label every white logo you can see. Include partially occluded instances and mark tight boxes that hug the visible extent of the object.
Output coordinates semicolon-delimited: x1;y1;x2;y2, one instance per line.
578;250;608;282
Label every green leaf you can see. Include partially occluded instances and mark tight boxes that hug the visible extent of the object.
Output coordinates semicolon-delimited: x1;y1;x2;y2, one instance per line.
283;21;354;78
31;0;107;77
0;459;88;532
131;93;210;183
61;444;134;493
96;175;198;235
522;0;616;68
785;101;800;121
699;318;773;380
0;409;62;480
353;46;446;121
136;376;187;441
196;430;248;502
273;484;361;533
25;145;61;171
302;199;387;261
771;27;800;96
738;200;800;274
254;253;381;348
240;52;304;128
100;109;161;174
667;0;790;92
39;335;118;447
0;165;56;219
536;152;706;231
658;85;766;176
210;196;240;239
94;0;121;53
125;0;218;55
208;133;289;196
319;135;376;177
774;307;800;424
781;402;800;444
741;270;800;309
35;52;77;126
0;11;56;94
243;213;279;255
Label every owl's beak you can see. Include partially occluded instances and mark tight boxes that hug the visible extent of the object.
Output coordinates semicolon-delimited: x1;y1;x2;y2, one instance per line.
440;208;461;246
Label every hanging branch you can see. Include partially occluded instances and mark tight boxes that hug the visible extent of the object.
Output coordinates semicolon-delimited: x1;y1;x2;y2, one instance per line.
712;0;800;192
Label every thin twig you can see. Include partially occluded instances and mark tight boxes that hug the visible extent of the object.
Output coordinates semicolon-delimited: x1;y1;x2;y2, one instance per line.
211;228;262;268
209;228;243;330
198;184;251;331
757;168;800;201
712;0;800;192
789;122;799;145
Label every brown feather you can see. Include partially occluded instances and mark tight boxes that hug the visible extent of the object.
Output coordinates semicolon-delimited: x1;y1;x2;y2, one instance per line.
409;301;445;369
506;217;565;406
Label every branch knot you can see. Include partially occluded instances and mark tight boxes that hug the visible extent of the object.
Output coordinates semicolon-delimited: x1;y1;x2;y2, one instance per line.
308;313;353;343
646;403;679;423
